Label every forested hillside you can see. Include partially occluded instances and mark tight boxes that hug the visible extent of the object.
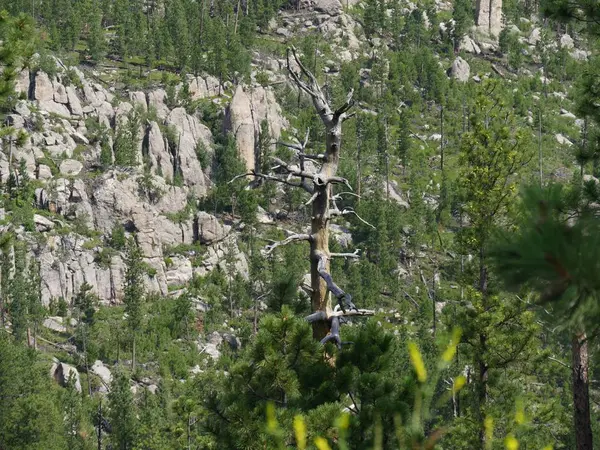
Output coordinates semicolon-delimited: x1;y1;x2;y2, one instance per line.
0;0;599;448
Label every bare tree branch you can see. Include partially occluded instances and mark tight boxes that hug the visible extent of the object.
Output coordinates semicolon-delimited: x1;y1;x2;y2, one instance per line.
229;171;313;193
332;191;361;201
329;249;361;258
263;233;312;255
334;88;355;120
329;207;376;229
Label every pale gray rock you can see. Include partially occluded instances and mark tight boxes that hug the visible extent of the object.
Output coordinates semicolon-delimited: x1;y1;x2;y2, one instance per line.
50;361;81;393
476;0;503;37
196;212;228;244
571;49;588;61
226;85;288;172
38;100;71;117
165;256;193;287
449;56;470;82
227;85;255;171
528;28;541;45
555;133;573;146
35;72;54;101
14;100;31;117
71;131;89;145
313;0;342;14
53;81;68;104
15;69;30;97
91;360;112;387
34;214;55;232
386;180;410;209
165;107;212;196
560;34;574;49
147;121;173;181
82;82;99;106
147;89;170;119
5;114;24;129
560;109;577;120
66;85;83;116
37;164;53;180
330;224;352;247
129;91;147;111
59;159;83;176
43;316;66;333
188;76;221;99
460;35;481;54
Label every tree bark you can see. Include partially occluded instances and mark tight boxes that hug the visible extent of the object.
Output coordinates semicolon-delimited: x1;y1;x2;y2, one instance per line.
286;47;354;340
572;332;593;450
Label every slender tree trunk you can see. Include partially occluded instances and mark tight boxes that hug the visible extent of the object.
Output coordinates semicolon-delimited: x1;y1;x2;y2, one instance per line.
538;105;543;186
97;400;103;450
572;332;593;450
477;248;489;449
132;335;136;372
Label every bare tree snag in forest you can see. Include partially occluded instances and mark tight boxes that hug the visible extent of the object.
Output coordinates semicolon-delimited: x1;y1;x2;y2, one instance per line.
233;46;373;342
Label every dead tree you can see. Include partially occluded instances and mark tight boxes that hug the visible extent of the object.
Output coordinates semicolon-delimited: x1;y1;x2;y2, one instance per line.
234;47;373;342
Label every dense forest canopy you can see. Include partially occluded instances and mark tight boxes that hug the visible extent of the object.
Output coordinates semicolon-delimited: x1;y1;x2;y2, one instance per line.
0;0;599;449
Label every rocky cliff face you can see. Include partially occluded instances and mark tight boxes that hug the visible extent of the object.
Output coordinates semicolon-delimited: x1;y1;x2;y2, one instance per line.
7;60;271;306
476;0;503;38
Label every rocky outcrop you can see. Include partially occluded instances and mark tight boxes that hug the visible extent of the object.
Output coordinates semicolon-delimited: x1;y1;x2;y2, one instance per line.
226;85;288;171
148;89;170;119
165;107;212;196
227;86;256;171
188;75;221;99
6;62;254;308
476;0;503;38
147;121;174;181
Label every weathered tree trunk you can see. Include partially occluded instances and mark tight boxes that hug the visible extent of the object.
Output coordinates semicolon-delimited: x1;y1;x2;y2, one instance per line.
310;118;343;339
241;47;373;345
572;333;593;450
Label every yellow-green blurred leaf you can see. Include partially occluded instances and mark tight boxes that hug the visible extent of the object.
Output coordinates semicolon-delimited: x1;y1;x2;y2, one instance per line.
315;437;332;450
294;415;306;450
408;342;427;383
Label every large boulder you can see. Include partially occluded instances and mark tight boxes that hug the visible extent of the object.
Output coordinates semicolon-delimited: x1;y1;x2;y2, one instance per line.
313;0;342;15
449;57;470;82
196;212;228;244
66;85;83;116
460;35;481;54
91;360;112;387
50;360;82;393
34;72;54;101
59;159;83;176
53;81;68;104
43;316;66;333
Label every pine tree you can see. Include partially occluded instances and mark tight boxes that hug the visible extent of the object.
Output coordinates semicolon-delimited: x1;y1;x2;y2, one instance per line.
452;0;473;52
455;80;533;446
108;368;138;450
123;238;145;372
